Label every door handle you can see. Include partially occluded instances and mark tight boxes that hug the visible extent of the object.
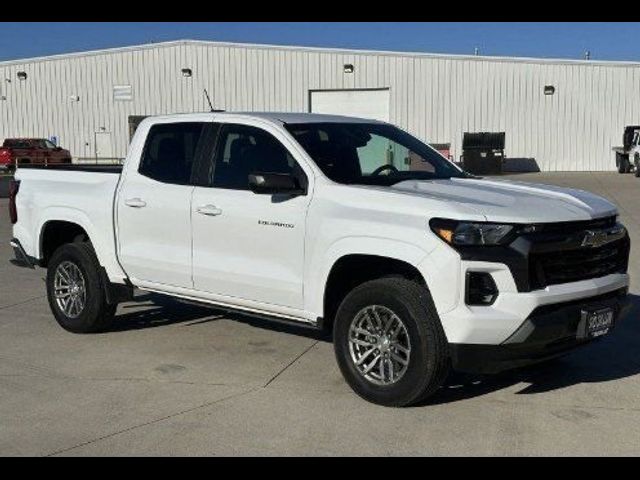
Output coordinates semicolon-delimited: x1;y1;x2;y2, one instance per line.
196;204;223;216
124;198;147;208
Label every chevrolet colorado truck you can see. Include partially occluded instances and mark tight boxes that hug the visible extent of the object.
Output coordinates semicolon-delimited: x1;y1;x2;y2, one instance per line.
9;113;631;406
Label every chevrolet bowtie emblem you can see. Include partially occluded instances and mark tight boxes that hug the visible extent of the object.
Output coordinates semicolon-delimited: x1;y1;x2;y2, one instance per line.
581;230;610;248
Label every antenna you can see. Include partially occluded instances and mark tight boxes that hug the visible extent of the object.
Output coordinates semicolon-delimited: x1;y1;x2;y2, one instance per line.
204;88;214;112
203;88;225;113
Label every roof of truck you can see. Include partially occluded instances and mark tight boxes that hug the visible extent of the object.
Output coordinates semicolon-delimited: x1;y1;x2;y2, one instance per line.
149;111;386;125
238;112;385;124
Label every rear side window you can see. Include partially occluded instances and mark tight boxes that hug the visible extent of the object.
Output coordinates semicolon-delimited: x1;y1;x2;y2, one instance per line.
139;122;208;185
4;140;31;148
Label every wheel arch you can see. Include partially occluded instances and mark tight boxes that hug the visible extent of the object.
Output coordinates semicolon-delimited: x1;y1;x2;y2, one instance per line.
312;238;430;330
36;209;105;268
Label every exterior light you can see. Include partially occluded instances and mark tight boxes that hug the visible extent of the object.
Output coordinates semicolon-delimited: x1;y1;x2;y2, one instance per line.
181;68;193;77
17;71;27;81
343;64;354;74
69;95;80;102
544;85;556;96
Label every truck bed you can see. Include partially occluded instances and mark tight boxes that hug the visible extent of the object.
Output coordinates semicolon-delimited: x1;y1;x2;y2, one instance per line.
13;165;125;281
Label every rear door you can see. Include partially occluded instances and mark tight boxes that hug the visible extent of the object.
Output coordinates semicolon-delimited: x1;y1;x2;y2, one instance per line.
191;121;312;309
116;121;215;288
10;140;34;164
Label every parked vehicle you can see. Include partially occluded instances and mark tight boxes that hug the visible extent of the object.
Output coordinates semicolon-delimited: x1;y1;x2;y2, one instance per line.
0;138;72;172
613;125;640;176
9;113;631;406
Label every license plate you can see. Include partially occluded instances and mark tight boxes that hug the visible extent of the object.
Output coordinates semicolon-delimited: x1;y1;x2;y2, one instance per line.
580;308;614;339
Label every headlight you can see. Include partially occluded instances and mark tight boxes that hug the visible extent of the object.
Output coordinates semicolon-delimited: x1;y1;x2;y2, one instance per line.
430;218;514;246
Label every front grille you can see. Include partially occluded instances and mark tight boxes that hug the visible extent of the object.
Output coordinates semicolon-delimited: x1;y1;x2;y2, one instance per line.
528;217;629;289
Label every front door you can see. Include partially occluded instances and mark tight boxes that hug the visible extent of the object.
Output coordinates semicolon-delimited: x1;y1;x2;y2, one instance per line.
191;122;311;309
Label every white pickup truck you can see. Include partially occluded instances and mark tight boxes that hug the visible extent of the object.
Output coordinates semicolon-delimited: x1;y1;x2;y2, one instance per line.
9;112;631;406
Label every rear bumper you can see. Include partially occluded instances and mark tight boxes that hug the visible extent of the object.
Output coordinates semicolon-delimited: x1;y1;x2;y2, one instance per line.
449;287;631;374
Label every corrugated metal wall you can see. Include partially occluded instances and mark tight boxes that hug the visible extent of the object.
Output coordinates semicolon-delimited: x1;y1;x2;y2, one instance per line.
1;40;639;171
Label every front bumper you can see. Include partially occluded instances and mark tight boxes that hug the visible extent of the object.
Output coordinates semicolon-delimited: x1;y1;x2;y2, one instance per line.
449;287;630;374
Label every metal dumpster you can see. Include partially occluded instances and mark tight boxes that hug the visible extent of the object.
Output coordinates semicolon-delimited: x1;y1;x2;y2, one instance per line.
461;132;505;175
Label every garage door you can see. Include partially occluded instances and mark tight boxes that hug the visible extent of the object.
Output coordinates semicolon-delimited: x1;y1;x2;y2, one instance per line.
309;89;390;122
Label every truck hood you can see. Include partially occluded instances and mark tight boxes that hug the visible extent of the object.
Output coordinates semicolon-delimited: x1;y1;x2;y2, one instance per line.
390;177;618;223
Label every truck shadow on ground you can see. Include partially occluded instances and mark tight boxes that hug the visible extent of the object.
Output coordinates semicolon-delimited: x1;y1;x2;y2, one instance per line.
422;293;640;406
111;291;640;405
111;292;331;341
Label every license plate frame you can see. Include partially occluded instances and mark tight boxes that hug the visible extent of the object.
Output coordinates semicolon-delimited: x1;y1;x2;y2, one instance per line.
579;307;615;339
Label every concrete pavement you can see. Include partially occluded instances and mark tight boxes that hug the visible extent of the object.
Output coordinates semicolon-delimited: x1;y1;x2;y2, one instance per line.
1;172;640;456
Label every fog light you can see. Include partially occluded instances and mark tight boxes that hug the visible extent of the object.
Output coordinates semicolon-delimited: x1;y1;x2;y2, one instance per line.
466;272;498;306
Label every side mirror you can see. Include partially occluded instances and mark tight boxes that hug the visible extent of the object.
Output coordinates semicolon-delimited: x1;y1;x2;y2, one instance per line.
248;172;305;195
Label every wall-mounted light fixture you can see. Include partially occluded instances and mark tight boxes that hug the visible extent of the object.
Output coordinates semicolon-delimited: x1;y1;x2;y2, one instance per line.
343;64;354;74
544;85;556;96
181;68;193;77
0;95;6;101
5;78;11;83
17;71;27;81
69;95;80;102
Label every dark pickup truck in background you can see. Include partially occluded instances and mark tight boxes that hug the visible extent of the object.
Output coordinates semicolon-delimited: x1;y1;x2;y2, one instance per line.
0;138;72;172
613;126;640;176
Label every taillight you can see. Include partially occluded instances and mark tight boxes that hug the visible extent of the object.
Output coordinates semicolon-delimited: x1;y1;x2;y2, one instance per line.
9;179;20;224
0;148;11;163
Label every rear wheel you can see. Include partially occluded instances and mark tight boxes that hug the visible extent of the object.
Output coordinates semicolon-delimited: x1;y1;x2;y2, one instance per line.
333;277;450;407
634;154;640;177
46;243;116;333
617;153;630;173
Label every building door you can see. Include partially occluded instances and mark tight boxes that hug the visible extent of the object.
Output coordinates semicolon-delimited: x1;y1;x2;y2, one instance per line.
94;132;113;161
309;88;390;122
128;115;148;141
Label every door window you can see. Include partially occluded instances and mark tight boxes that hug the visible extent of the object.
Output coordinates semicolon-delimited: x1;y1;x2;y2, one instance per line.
212;124;302;190
139;122;209;185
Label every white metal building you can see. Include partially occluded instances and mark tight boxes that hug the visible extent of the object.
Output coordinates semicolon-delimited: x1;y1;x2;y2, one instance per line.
1;39;639;171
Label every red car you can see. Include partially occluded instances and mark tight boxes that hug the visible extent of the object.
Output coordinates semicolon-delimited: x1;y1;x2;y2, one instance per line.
0;138;72;172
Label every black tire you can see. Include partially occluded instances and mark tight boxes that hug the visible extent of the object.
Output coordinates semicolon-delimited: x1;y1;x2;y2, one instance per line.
333;277;450;407
46;243;116;333
617;153;629;173
634;155;640;177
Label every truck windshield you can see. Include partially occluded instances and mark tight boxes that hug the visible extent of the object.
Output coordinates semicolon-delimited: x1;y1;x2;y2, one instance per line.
285;122;466;186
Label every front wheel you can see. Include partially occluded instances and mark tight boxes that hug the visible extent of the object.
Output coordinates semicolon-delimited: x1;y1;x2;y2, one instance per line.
46;243;116;333
333;277;450;407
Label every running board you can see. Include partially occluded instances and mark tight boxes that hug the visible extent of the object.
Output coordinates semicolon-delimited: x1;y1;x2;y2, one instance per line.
139;287;322;331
